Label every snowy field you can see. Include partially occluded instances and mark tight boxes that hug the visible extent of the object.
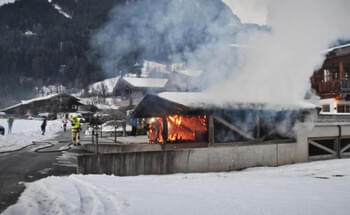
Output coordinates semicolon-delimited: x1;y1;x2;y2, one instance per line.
0;119;65;152
3;158;350;215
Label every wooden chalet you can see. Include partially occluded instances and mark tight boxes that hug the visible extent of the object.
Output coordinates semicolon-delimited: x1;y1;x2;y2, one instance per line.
311;44;350;113
1;93;84;116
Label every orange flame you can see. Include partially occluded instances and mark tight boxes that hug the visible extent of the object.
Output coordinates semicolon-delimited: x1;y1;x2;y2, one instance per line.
147;117;164;144
147;115;207;144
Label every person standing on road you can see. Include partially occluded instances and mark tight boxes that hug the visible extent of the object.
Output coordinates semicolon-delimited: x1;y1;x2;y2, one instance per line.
70;113;81;146
130;118;137;136
122;119;127;136
62;118;68;132
7;117;14;134
41;118;47;135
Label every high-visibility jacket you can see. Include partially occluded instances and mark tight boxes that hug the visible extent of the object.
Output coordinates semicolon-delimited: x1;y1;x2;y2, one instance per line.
71;118;81;132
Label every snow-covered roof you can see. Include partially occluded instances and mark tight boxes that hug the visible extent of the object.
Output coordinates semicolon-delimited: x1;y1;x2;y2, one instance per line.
88;76;120;94
1;93;80;112
158;92;316;110
324;43;350;53
123;77;168;88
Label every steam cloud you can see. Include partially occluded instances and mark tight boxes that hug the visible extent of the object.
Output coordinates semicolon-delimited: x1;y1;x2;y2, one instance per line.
209;0;350;106
92;0;350;106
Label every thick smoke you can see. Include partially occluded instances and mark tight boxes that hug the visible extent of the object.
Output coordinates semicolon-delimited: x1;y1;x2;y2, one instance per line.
92;0;350;106
208;0;350;106
91;0;242;79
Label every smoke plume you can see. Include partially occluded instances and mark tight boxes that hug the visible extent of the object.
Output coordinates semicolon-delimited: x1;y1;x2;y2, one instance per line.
91;0;243;79
92;0;350;106
208;0;350;106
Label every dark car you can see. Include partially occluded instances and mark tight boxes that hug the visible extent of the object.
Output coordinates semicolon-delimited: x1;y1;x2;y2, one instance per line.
0;125;4;135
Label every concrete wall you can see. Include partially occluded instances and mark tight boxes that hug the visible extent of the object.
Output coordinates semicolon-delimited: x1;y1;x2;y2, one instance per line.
77;122;350;176
83;143;162;154
77;141;304;176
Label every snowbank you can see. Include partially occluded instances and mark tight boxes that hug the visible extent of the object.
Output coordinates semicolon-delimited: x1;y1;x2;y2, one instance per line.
3;159;350;215
0;119;65;152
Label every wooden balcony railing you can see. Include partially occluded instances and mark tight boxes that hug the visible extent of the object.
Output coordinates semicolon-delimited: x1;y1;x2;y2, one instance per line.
340;80;350;92
318;80;350;94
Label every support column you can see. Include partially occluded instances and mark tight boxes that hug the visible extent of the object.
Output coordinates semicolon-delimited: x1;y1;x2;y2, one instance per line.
256;114;261;139
208;115;214;146
162;117;168;144
339;61;344;80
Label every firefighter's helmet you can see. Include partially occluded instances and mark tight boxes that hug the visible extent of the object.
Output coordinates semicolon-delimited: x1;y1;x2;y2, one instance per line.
72;113;78;119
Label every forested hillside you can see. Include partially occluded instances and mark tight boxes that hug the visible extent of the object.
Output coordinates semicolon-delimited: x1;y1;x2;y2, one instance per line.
0;0;125;107
0;0;241;108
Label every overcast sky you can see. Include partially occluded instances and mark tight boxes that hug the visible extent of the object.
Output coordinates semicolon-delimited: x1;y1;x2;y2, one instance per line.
222;0;269;25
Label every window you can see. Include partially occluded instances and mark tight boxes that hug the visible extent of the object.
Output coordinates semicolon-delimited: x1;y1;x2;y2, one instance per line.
336;104;350;113
322;105;330;112
324;69;331;82
346;105;350;113
337;104;346;113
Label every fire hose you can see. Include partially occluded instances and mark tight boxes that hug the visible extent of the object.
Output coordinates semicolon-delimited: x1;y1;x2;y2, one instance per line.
0;143;36;154
0;141;73;154
33;140;73;153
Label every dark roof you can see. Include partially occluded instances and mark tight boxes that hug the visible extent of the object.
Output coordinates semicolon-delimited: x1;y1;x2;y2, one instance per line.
132;94;189;118
132;93;313;118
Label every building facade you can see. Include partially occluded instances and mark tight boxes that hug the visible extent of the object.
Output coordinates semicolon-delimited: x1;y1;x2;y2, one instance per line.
311;44;350;114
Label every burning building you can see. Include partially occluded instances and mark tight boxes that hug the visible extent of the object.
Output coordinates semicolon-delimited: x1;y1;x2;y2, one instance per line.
133;92;312;145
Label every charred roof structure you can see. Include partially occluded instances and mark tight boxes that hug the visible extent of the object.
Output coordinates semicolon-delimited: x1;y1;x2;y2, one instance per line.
133;93;312;144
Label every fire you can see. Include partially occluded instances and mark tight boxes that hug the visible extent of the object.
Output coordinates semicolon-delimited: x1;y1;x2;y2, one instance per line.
147;115;207;144
167;115;207;142
147;117;164;144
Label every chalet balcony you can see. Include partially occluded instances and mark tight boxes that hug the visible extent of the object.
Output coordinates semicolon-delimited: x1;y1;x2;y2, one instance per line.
340;80;350;92
318;80;350;94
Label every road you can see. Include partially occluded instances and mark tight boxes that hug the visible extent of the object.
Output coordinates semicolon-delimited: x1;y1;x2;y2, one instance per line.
0;131;80;213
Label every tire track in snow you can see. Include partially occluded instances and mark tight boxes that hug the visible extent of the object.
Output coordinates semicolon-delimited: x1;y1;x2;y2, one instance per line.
69;176;124;215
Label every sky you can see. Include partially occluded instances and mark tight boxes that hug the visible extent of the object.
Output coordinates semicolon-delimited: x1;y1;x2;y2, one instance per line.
222;0;269;25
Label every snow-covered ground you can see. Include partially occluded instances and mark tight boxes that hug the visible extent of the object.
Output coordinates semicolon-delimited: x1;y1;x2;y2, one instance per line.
0;0;15;7
0;119;66;152
2;158;350;215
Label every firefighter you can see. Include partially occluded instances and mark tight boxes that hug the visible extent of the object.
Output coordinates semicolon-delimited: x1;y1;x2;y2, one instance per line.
70;113;81;146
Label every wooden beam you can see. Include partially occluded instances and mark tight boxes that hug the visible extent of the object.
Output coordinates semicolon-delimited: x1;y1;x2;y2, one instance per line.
208;116;214;145
339;61;344;80
309;140;336;155
162;117;168;144
341;144;350;153
213;116;254;141
256;115;260;139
